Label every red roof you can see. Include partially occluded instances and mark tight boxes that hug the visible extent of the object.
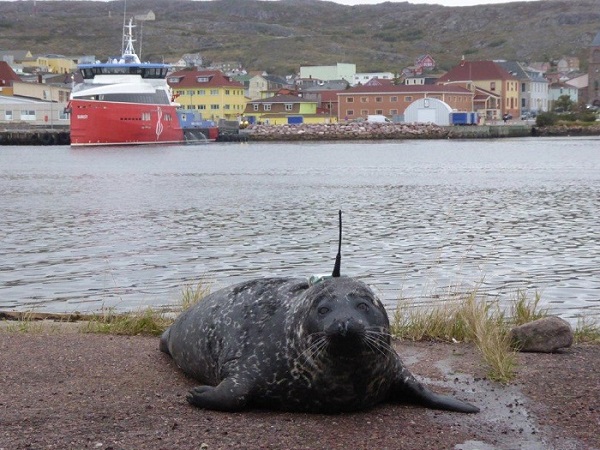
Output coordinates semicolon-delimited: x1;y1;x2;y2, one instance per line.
438;60;518;83
167;69;243;88
0;61;21;87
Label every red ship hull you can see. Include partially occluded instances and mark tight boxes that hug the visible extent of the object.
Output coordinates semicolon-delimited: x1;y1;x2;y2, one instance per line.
70;100;186;146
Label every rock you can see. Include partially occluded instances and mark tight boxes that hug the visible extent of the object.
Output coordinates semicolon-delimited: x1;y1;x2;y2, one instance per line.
509;316;573;353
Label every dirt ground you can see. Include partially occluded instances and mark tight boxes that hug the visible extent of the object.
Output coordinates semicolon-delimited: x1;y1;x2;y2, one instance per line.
0;326;598;450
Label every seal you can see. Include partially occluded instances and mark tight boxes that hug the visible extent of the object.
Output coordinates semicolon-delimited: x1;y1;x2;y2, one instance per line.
160;211;479;413
160;276;479;413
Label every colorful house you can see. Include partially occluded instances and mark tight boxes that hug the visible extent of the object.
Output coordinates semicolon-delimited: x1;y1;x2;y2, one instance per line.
242;94;324;125
167;69;246;122
437;60;520;121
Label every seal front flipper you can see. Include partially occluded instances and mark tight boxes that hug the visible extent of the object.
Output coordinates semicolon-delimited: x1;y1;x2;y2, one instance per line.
187;378;251;411
390;365;479;414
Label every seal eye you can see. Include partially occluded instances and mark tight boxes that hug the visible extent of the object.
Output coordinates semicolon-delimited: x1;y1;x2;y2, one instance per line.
357;302;369;312
318;306;330;315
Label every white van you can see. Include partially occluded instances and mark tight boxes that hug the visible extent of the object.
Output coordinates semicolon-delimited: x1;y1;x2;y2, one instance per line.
366;114;391;123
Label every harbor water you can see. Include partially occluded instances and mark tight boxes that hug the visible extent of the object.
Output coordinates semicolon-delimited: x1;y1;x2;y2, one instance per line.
1;137;599;323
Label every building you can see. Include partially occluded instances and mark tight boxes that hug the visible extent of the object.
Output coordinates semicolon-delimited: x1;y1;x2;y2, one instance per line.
167;69;246;122
437;59;520;121
0;61;22;95
247;74;291;100
549;82;579;108
242;93;323;125
588;31;600;106
299;63;356;84
351;72;394;86
337;84;474;122
496;61;549;114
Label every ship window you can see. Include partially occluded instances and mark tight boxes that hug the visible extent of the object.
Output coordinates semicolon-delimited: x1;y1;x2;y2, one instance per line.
164;113;172;121
142;112;151;121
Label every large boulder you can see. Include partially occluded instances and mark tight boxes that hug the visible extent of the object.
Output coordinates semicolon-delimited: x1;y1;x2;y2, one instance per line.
509;316;573;353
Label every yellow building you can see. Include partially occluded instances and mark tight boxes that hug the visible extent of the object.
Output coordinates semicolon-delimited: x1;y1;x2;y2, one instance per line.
438;60;520;121
167;69;246;121
243;94;334;125
24;55;78;74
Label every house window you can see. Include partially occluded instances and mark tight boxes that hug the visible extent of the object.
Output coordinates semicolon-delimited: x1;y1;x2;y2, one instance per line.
490;82;496;91
253;104;259;111
375;109;383;115
360;97;368;103
197;90;205;95
361;109;368;116
390;96;398;102
285;104;293;111
199;105;206;110
390;109;398;115
224;105;230;110
187;90;195;96
210;89;218;95
211;104;219;110
346;109;354;116
264;104;272;111
5;110;12;121
20;110;36;121
225;90;230;95
346;97;354;103
186;105;194;110
375;97;382;103
404;96;412;102
197;76;211;82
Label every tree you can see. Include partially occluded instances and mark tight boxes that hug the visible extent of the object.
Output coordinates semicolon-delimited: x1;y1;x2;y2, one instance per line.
554;94;575;112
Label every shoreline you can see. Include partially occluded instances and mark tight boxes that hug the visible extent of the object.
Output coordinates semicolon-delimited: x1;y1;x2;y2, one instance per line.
2;123;600;146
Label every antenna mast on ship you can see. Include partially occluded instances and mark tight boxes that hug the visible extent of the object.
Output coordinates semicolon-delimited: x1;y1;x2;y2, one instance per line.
121;0;127;55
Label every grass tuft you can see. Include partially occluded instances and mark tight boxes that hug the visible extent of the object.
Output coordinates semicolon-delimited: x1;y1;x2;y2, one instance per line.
391;288;551;383
574;317;600;344
82;280;211;336
82;307;172;336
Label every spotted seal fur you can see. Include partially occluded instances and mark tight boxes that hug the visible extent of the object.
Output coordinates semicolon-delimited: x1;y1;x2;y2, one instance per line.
160;212;479;413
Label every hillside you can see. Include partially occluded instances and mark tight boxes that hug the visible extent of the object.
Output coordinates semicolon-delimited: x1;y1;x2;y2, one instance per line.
1;0;599;74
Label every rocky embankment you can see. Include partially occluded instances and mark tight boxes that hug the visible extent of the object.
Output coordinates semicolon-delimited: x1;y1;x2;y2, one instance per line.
245;122;449;141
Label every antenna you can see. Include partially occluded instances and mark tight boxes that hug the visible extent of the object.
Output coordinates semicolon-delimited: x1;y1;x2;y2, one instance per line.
332;210;342;277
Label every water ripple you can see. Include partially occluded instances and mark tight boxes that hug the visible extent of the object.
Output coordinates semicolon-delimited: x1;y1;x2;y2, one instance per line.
0;138;599;323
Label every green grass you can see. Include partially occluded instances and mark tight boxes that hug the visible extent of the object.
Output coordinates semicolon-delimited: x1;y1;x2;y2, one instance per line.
391;288;549;383
81;280;211;336
574;317;600;344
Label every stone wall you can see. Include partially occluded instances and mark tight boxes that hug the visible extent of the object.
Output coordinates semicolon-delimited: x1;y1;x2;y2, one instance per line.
245;122;449;141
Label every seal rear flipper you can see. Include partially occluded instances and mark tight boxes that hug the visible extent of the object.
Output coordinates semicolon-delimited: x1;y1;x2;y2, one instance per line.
159;328;171;355
391;375;479;414
187;379;251;411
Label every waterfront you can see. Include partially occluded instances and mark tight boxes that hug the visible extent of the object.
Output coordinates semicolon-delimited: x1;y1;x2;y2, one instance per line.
1;137;599;323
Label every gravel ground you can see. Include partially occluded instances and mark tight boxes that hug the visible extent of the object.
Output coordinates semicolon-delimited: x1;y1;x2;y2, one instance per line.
0;327;598;450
